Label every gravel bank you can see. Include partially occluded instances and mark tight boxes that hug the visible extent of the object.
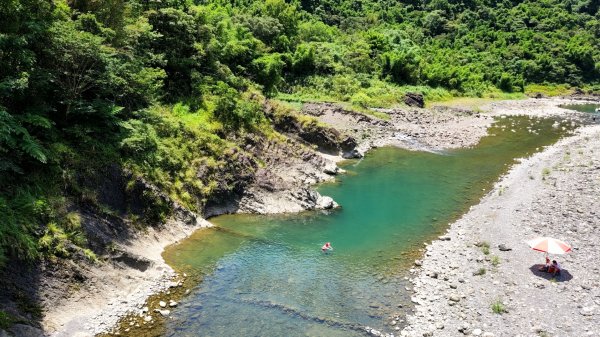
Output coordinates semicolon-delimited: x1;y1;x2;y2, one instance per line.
401;105;600;337
303;103;494;154
43;218;212;337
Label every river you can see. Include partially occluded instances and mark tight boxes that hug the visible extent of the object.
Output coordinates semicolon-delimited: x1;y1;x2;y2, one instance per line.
161;116;573;337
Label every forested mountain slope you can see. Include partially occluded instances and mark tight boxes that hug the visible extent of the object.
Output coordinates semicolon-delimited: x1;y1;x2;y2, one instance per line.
0;0;598;298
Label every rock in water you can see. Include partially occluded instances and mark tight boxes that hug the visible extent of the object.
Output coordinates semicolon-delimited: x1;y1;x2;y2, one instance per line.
159;301;166;308
404;92;425;108
342;149;363;159
323;163;340;175
316;196;337;210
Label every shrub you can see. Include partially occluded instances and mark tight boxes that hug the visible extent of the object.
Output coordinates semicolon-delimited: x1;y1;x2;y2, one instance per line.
481;241;490;255
350;92;375;109
541;167;551;180
491;299;507;314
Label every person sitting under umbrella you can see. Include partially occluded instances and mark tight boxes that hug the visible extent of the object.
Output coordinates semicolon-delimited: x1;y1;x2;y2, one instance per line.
548;260;561;276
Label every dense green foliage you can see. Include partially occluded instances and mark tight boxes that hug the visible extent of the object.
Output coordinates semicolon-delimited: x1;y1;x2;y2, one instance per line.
1;0;599;266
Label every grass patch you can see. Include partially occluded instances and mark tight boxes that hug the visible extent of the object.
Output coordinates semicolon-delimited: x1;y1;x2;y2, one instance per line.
474;267;487;276
271;99;304;112
281;76;455;110
83;248;98;263
428;93;525;109
491;255;500;267
491;299;507;314
339;102;391;120
525;84;572;97
497;185;506;196
481;241;490;255
541;167;551;180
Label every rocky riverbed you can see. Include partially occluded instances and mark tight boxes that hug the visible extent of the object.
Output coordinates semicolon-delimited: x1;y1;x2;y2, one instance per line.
400;100;600;337
302;102;494;153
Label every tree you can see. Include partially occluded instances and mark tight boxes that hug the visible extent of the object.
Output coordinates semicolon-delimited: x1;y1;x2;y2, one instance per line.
252;54;284;96
47;21;113;120
291;43;316;75
381;48;421;85
148;8;201;99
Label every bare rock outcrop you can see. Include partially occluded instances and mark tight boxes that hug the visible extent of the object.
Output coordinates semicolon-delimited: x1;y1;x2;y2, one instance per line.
403;92;425;108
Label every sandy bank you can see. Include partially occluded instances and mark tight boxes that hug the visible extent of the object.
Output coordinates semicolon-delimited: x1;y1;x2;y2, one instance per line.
41;218;212;337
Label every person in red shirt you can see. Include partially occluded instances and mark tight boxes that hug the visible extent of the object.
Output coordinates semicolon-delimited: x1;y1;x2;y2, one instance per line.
321;242;333;253
548;260;561;276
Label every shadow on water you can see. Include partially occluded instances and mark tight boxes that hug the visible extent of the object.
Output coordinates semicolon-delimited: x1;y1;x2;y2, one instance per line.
529;264;573;282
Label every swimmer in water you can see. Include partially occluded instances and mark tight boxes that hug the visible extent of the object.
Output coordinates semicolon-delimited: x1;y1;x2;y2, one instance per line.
321;242;333;253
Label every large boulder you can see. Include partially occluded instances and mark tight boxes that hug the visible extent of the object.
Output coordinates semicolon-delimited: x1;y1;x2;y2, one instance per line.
298;125;340;154
316;196;337;210
404;92;425;108
339;136;358;152
291;188;339;210
323;162;340;175
340;136;362;159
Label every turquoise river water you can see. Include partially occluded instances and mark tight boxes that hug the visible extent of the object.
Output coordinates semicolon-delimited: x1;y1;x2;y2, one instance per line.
162;116;574;337
560;103;600;113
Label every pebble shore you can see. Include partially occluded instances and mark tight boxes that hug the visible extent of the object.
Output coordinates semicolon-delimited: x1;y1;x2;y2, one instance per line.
401;101;600;337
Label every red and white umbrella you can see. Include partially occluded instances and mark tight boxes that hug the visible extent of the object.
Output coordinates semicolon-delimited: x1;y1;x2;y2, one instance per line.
526;237;572;254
